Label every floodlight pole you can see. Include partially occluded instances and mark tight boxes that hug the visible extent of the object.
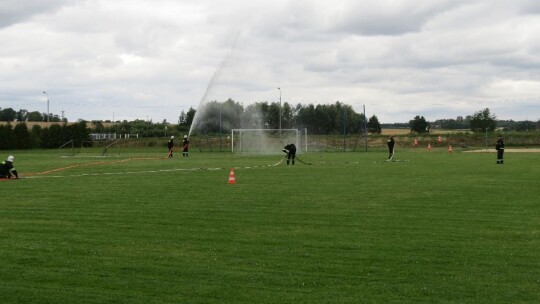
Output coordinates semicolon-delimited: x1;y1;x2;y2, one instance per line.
42;91;49;122
219;107;222;152
278;87;282;135
364;104;368;152
485;127;488;150
342;109;346;152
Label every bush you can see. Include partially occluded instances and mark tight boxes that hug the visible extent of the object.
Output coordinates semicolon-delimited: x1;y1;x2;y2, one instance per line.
14;123;31;149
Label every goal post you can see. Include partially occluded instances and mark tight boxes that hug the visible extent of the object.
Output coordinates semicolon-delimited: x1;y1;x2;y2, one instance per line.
231;129;307;153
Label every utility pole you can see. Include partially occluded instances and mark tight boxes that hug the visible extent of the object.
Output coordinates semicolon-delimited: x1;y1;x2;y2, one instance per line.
485;127;488;150
364;105;368;152
342;109;347;152
278;87;282;134
42;91;49;122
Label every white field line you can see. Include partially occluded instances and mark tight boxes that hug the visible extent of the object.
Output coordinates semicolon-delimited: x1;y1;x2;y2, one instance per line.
23;165;280;179
24;167;223;179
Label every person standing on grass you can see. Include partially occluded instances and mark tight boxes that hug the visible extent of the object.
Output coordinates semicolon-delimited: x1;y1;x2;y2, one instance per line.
282;143;296;165
496;136;505;164
167;136;174;158
182;135;189;157
387;136;395;160
0;155;18;179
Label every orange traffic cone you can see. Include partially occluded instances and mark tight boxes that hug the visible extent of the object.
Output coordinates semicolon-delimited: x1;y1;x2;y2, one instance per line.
428;143;432;151
228;168;236;184
448;145;453;153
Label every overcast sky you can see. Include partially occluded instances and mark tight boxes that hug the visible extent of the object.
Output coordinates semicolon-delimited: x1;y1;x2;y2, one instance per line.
1;0;540;123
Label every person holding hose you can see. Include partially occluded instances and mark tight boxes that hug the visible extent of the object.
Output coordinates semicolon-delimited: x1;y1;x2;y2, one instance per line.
0;155;19;179
495;136;505;164
167;136;174;158
182;135;190;157
282;143;296;165
387;136;395;161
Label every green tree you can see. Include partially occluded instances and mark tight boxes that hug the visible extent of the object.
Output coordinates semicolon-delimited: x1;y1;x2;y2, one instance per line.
178;111;187;126
13;123;31;149
296;104;316;131
0;108;16;121
268;102;281;129
185;107;196;127
30;125;42;148
515;120;536;131
117;120;131;134
369;115;381;133
409;115;429;133
92;121;105;133
367;115;382;134
314;104;332;133
48;114;62;122
470;108;496;132
27;111;43;122
48;124;65;148
0;124;16;149
16;109;28;121
198;99;243;133
281;102;293;129
242;103;265;129
72;121;91;146
39;127;50;148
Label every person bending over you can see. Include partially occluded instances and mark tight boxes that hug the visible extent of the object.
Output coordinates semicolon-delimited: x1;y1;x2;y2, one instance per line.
282;143;296;165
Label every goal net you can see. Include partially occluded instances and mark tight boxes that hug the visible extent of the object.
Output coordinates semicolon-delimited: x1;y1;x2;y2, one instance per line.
231;129;303;153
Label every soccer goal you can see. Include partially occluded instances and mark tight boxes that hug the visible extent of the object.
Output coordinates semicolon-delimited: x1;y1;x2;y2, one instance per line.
231;129;306;153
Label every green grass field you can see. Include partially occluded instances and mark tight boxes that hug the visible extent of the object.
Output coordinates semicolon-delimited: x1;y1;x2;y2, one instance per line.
1;148;539;303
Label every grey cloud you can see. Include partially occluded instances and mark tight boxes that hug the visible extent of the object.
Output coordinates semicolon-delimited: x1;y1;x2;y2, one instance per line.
0;0;73;28
330;1;469;36
518;0;540;14
2;1;540;123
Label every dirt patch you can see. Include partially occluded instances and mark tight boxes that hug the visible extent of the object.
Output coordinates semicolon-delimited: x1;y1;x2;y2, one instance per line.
464;148;540;153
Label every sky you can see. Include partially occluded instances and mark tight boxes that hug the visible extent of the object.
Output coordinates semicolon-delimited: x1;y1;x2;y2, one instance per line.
1;0;540;124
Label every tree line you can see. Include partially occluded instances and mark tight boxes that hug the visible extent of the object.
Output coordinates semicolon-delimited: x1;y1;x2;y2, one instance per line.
87;100;381;137
1;102;539;151
179;99;382;135
407;108;540;133
0;121;90;150
0;107;65;122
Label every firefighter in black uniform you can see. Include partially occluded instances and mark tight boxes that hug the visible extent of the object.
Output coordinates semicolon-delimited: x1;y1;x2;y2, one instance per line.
387;136;395;160
182;135;189;157
495;136;505;164
282;143;296;165
0;155;18;179
167;136;174;158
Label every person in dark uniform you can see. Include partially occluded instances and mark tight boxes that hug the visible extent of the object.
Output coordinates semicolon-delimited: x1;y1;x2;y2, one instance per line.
282;143;296;165
0;155;18;179
387;136;395;160
182;135;189;157
495;136;505;164
167;136;174;158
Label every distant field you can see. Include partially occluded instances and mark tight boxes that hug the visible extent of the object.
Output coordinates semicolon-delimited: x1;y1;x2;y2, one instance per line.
382;128;471;135
1;148;539;303
381;128;411;135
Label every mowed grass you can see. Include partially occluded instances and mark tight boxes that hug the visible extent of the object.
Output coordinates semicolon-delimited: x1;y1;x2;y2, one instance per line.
1;148;539;303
